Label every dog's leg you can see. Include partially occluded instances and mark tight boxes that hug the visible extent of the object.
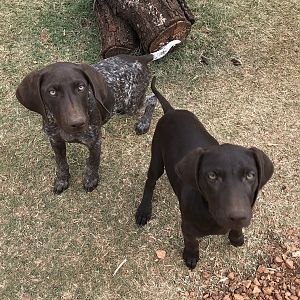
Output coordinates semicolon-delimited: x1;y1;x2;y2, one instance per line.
135;95;157;135
228;228;244;247
83;138;101;192
182;225;199;270
50;139;70;194
135;140;164;225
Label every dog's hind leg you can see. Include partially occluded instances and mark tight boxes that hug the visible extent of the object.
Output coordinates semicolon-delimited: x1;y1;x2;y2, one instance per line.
135;138;163;226
135;94;157;135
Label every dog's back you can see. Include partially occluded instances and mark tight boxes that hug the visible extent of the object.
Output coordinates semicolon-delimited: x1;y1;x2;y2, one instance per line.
150;77;218;191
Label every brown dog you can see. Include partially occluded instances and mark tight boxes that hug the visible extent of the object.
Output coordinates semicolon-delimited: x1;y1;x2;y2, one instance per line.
135;78;274;269
16;41;180;194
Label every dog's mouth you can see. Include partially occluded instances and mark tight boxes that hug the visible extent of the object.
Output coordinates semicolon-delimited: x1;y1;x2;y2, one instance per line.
211;210;251;230
228;218;251;230
62;123;88;134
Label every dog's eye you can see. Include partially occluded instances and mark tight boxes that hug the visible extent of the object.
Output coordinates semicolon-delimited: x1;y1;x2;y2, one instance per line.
246;171;255;181
78;85;85;92
49;89;56;96
207;172;217;181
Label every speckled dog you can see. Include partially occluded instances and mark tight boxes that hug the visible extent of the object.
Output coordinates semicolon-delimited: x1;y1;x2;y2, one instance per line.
16;40;180;194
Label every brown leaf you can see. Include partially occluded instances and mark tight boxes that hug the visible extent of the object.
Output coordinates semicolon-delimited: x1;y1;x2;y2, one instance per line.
233;294;244;300
252;286;261;294
263;287;273;295
285;259;294;269
202;271;210;279
200;55;210;65
231;57;242;66
274;256;283;263
257;265;268;273
223;296;231;300
40;30;49;43
189;291;197;299
146;234;156;242
155;250;166;259
21;294;31;300
253;277;261;286
61;292;72;300
282;254;287;261
227;272;235;280
243;280;252;289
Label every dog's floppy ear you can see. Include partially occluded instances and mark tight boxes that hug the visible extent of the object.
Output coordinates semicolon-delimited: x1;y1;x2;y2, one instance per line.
16;69;46;118
175;147;205;190
250;147;274;204
79;63;113;120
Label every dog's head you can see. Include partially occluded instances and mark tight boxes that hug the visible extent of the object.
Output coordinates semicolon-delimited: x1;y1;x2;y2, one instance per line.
16;62;112;133
175;144;274;229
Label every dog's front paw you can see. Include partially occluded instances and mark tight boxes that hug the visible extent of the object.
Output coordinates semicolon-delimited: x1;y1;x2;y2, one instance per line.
135;121;150;135
83;175;99;192
229;230;245;247
183;249;199;270
53;178;69;195
135;204;152;226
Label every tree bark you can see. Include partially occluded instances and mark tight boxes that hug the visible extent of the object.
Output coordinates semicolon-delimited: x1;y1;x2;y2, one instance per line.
106;0;194;53
95;0;140;58
177;0;195;25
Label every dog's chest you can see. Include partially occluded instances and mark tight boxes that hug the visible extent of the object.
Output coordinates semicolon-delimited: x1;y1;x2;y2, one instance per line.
180;189;229;237
93;57;150;113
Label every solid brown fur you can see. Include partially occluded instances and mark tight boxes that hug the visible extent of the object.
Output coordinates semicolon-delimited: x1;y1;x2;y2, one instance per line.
135;78;274;269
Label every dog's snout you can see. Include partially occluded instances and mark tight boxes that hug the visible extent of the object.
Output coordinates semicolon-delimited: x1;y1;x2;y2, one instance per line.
227;210;248;223
69;116;86;129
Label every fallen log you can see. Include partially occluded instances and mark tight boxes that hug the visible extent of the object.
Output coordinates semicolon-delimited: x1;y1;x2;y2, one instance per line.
95;0;140;58
95;0;195;57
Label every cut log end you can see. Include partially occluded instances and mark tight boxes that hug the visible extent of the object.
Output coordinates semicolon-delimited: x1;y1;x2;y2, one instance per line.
149;20;191;53
102;46;135;58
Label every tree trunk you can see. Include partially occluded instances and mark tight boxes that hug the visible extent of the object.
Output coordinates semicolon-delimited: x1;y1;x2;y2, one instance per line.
106;0;194;53
95;0;140;58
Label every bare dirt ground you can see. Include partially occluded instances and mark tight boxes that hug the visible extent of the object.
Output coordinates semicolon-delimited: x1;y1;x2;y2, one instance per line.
0;0;299;299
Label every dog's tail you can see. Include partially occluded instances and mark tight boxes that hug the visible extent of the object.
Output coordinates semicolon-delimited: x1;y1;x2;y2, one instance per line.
139;40;181;64
151;40;181;61
151;77;174;114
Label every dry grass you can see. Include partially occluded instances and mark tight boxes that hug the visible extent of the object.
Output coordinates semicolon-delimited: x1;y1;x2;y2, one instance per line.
0;0;299;299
